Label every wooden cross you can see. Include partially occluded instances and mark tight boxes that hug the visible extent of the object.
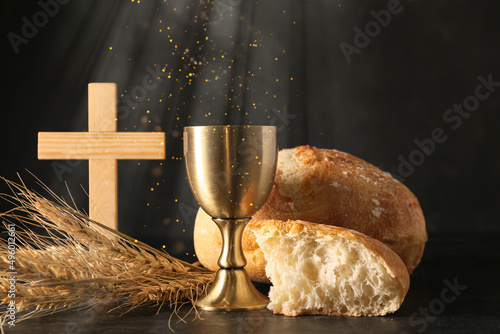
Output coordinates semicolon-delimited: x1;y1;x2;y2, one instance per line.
38;83;166;230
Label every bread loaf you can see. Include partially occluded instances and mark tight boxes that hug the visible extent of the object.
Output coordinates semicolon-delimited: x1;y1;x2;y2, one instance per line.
193;145;426;282
250;220;410;316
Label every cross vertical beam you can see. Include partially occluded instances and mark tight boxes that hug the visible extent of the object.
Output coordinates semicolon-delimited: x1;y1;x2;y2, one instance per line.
88;83;118;228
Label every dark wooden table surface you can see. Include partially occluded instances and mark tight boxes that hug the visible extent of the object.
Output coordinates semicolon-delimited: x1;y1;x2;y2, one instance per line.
4;232;500;334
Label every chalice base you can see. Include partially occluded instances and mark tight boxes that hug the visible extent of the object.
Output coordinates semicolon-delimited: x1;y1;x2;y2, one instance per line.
196;268;269;311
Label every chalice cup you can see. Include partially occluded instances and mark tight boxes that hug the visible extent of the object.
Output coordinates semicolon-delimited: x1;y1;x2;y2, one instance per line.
184;125;277;311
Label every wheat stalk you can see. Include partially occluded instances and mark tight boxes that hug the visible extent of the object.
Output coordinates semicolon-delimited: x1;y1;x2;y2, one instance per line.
0;177;214;332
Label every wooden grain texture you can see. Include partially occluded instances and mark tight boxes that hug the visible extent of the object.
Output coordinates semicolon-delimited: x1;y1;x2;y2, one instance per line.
88;83;117;132
89;159;118;228
88;83;118;229
37;132;166;159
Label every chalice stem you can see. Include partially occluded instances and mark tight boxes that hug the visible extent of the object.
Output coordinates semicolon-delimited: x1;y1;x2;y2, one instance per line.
194;218;269;311
213;218;249;269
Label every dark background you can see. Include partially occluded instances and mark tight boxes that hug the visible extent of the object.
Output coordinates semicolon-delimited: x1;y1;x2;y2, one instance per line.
1;0;499;258
2;1;500;333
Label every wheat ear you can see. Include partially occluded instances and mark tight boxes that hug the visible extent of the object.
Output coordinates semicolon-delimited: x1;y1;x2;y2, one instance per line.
0;177;214;332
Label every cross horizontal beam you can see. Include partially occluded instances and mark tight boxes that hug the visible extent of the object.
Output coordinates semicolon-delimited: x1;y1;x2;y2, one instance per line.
38;132;166;160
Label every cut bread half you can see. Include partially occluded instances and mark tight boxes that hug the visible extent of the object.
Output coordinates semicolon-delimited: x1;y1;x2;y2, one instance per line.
250;220;410;316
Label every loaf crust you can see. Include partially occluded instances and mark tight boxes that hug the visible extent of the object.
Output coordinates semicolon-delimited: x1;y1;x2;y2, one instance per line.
193;145;427;283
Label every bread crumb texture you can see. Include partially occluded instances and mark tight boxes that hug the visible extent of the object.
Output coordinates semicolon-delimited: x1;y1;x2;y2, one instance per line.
252;220;409;317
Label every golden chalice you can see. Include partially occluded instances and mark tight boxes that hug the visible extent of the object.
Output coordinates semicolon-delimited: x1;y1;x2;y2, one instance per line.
183;125;277;311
